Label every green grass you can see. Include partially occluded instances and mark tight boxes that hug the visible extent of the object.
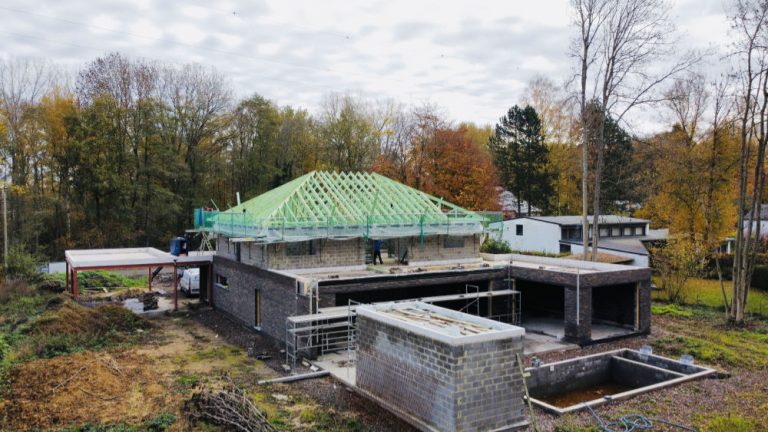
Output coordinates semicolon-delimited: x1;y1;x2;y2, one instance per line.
702;414;760;432
46;270;147;291
651;305;768;368
61;412;176;432
653;277;768;316
174;373;200;388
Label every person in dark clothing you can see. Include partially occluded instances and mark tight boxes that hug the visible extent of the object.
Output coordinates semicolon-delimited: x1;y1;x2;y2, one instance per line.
373;239;383;265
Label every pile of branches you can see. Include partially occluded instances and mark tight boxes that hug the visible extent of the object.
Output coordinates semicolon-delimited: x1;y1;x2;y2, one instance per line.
185;377;277;432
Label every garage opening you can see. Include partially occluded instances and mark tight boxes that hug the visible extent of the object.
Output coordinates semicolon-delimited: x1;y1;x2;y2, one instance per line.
518;281;565;338
592;283;637;329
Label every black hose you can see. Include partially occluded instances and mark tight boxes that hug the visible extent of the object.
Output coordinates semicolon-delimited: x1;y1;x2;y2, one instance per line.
587;404;698;432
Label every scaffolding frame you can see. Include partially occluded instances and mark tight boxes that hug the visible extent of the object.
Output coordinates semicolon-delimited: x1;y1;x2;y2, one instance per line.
284;287;521;371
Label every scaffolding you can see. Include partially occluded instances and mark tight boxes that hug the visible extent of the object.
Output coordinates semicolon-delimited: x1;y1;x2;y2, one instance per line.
194;171;495;244
284;287;521;371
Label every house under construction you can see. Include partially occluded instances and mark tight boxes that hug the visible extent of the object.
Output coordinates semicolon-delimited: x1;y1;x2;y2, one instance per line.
191;171;651;357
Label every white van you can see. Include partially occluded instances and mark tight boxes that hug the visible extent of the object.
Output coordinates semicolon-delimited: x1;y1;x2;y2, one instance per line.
180;268;200;296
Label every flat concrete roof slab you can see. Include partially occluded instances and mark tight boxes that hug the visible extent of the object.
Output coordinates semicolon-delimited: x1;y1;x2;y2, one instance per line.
358;301;525;345
66;247;212;269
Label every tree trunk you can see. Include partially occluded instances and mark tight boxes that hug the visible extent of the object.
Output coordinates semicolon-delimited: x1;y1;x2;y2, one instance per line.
591;109;607;262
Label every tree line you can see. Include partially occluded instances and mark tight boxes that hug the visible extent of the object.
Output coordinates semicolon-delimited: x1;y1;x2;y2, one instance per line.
0;53;502;260
0;51;737;263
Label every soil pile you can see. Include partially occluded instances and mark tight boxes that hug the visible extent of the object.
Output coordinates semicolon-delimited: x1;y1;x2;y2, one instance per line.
15;301;149;359
0;351;176;431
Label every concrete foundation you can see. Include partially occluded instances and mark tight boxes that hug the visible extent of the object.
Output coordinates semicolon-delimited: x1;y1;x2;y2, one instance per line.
525;348;717;414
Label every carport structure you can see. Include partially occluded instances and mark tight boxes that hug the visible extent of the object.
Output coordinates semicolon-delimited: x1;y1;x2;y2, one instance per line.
64;248;214;310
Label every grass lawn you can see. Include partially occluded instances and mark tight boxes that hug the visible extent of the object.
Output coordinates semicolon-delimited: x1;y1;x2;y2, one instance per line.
653;276;768;316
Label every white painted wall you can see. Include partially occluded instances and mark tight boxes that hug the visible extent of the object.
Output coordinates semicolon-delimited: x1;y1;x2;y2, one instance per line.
568;243;649;267
496;219;562;254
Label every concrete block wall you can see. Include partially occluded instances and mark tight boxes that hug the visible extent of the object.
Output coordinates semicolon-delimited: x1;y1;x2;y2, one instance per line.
454;338;527;431
527;354;612;399
216;236;237;261
216;234;480;270
356;314;527;431
408;234;479;263
215;237;364;270
268;239;364;270
211;256;308;341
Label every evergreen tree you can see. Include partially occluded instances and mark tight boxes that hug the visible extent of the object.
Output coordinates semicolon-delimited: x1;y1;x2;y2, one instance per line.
584;102;638;213
489;105;553;215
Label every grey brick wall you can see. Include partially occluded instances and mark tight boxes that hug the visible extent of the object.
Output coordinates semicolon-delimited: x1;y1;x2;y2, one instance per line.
527;354;612;399
356;314;527;432
268;238;364;270
564;285;592;344
212;256;308;341
216;237;364;270
408;234;480;263
638;280;651;335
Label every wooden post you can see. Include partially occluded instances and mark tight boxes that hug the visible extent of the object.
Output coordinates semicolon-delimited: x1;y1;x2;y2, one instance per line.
148;267;152;292
173;263;178;311
73;270;79;301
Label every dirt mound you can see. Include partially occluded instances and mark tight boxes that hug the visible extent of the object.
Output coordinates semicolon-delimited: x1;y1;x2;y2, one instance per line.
0;351;177;431
13;301;150;360
30;301;146;336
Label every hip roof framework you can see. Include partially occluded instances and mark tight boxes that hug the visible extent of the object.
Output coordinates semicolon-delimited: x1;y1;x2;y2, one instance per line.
195;171;488;243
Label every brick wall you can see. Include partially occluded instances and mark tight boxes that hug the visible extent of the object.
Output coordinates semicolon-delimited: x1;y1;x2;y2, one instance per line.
408;234;480;263
268;238;364;270
216;236;364;270
564;285;592;344
356;314;527;432
212;256;308;341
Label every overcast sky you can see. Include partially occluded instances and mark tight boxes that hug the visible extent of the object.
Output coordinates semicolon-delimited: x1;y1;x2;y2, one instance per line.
0;0;732;131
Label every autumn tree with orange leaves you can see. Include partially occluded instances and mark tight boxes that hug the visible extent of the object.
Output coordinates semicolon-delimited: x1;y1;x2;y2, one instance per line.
414;126;499;211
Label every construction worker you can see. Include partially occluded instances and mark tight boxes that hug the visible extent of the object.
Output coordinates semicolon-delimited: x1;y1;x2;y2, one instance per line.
373;239;383;265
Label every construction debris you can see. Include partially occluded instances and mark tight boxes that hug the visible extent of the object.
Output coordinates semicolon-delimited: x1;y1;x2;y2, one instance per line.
257;370;330;385
185;378;277;432
141;292;159;311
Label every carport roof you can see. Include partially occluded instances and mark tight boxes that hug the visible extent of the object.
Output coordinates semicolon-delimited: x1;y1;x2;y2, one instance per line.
65;247;212;269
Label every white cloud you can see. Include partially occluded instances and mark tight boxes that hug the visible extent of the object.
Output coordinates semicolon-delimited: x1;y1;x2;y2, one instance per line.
0;0;730;133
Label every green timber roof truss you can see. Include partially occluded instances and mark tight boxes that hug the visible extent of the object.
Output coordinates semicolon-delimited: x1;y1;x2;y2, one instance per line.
194;171;488;243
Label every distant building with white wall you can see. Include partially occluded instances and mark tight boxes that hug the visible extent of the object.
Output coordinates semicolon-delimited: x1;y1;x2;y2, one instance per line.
492;215;666;267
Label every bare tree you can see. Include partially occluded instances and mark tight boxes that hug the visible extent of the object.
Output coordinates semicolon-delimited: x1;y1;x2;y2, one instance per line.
706;75;738;316
0;58;55;185
571;0;610;259
571;0;696;260
730;0;768;323
160;63;232;183
666;72;709;147
371;99;414;183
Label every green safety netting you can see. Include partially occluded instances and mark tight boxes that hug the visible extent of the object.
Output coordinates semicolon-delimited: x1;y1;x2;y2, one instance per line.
194;171;497;243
